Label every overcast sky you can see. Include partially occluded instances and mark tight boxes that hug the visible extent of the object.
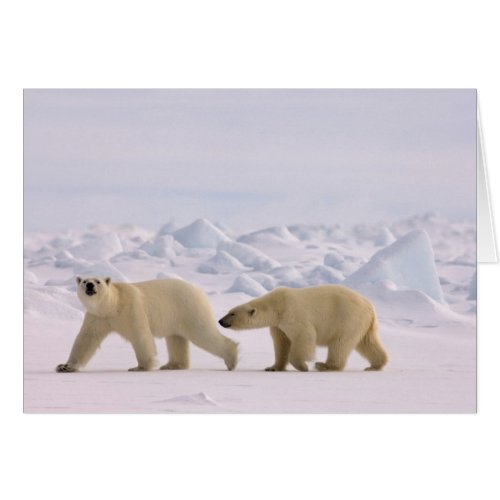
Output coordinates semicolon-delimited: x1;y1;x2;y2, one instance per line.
24;89;476;232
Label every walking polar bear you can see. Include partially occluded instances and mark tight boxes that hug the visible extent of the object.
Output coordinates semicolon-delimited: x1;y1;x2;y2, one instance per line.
219;285;388;372
56;277;238;373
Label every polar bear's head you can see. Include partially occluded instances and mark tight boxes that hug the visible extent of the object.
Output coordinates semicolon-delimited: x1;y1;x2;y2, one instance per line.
219;297;279;330
218;304;257;330
76;276;112;309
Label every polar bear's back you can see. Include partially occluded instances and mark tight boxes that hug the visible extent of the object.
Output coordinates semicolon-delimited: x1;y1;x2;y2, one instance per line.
282;285;372;311
133;277;201;297
280;285;375;345
125;278;215;336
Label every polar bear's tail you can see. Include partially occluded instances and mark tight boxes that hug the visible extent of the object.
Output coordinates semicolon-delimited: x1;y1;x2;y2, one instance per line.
356;311;389;371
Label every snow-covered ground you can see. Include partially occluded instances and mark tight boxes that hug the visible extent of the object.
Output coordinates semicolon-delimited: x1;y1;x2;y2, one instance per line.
23;213;476;413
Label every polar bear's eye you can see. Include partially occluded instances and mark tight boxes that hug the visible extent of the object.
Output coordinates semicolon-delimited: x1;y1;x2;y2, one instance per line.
96;280;100;284
248;308;256;316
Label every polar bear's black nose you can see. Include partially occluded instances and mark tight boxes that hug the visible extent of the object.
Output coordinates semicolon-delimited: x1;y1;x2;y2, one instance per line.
86;282;95;290
219;316;230;328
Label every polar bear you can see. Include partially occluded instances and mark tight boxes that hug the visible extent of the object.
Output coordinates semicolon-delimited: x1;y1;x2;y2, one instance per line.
218;285;388;372
56;277;238;372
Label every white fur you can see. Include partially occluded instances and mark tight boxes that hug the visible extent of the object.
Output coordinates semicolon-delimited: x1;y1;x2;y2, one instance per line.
219;285;388;372
56;277;238;372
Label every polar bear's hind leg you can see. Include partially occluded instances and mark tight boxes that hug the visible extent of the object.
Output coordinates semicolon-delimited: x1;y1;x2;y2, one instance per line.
355;315;388;371
161;335;190;370
186;325;238;371
314;337;353;371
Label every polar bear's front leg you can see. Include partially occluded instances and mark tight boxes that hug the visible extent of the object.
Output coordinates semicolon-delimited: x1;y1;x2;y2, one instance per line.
56;314;111;373
128;325;157;372
283;325;316;372
265;327;291;371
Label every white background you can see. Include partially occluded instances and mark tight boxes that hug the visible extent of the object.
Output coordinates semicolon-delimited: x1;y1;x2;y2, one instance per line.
3;1;499;499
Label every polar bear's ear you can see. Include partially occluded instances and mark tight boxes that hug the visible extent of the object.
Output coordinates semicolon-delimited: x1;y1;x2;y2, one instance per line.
76;276;82;285
249;308;256;316
104;277;111;285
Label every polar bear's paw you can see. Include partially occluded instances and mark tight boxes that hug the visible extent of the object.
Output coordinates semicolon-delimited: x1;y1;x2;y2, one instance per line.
160;362;187;370
314;362;342;371
364;366;383;371
128;366;147;372
265;365;286;372
223;339;239;371
314;362;329;371
290;360;309;372
56;363;77;373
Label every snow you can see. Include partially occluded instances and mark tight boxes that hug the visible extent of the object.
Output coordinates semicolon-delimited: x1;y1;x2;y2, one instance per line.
269;265;307;287
238;226;300;248
288;224;328;241
197;250;248;274
24;215;476;413
468;271;477;300
323;249;345;268
156;392;218;407
72;260;130;283
226;273;268;297
374;226;396;246
24;286;83;322
173;218;230;248
246;272;277;291
345;229;445;304
157;220;177;236
217;240;280;272
24;269;38;284
140;234;178;259
307;265;344;285
69;232;123;261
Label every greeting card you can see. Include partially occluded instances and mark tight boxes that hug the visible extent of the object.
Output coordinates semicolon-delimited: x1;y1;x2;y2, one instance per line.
24;89;493;413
